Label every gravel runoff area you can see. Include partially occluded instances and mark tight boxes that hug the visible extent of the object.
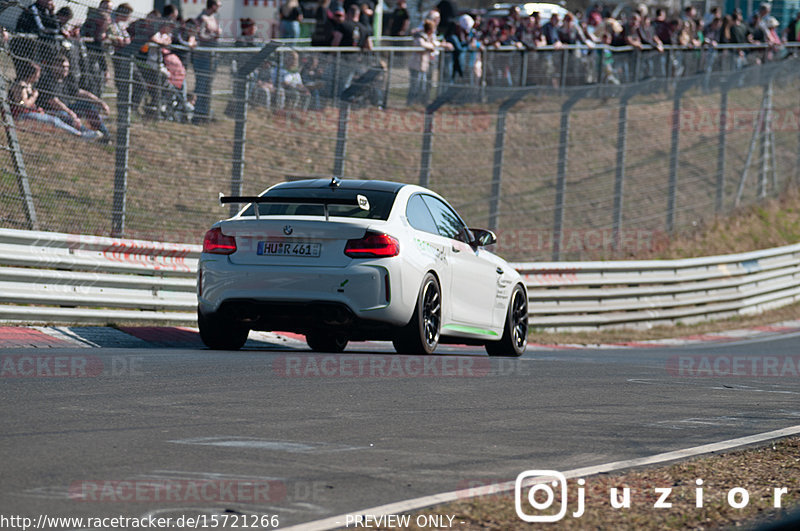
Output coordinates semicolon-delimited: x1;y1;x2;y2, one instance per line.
375;437;800;530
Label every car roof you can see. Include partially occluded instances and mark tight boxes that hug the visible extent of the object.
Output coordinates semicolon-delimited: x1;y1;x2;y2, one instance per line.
269;179;407;194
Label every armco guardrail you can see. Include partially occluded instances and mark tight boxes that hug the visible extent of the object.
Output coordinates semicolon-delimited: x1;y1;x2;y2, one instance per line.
1;228;799;330
514;244;800;330
0;228;198;324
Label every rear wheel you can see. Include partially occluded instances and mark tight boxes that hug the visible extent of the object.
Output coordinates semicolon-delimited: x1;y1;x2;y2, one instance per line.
393;273;441;355
306;331;349;353
198;309;249;350
485;284;528;357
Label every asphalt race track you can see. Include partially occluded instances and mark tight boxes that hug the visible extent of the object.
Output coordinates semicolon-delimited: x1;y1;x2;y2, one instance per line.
2;332;800;529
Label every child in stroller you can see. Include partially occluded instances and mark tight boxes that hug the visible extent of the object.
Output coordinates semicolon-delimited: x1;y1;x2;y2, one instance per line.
138;18;194;121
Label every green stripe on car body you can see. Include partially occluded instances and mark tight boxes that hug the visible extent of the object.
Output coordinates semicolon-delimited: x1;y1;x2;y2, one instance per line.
442;324;499;337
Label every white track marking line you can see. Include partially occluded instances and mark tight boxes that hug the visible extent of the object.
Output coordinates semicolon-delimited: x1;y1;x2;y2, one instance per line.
281;424;800;531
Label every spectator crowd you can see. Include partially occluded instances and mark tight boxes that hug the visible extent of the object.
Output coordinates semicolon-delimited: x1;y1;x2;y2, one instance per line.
3;0;800;142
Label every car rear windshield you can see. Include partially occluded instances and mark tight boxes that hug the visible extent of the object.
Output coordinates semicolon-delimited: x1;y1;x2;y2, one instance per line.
240;188;398;220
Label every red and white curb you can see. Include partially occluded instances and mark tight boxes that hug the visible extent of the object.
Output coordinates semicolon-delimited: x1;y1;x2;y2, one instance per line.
1;320;800;349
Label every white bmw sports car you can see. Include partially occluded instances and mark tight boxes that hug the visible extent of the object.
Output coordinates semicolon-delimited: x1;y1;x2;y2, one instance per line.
197;178;528;356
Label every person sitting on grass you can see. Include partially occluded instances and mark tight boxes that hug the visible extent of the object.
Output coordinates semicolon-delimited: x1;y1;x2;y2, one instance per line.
8;60;100;140
36;53;110;141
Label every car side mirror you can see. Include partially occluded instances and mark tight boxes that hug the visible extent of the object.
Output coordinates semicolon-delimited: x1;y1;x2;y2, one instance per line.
470;228;497;247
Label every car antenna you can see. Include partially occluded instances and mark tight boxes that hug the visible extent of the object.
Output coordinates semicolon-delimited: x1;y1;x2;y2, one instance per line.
329;176;341;188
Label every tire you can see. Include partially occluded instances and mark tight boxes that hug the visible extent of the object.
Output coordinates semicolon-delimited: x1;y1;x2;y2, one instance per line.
306;331;348;353
198;309;249;350
392;273;441;355
485;284;528;357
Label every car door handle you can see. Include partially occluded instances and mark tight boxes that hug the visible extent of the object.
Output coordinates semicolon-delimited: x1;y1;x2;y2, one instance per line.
496;267;504;275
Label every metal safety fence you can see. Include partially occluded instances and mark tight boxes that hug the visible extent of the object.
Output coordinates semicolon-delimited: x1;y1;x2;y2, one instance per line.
3;227;799;331
2;29;800;261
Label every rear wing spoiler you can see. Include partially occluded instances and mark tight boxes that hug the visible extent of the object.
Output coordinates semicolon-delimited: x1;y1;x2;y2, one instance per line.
219;193;369;221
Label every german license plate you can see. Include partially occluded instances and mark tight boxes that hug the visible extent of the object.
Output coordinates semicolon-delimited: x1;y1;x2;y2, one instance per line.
257;241;321;257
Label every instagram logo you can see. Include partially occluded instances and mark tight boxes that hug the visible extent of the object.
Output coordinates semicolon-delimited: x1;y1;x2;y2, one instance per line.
514;470;568;522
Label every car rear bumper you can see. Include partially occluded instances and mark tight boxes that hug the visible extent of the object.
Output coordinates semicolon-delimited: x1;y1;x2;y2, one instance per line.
197;257;411;332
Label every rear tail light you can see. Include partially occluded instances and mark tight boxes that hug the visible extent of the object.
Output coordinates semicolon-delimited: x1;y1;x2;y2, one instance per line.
203;227;237;255
344;232;400;258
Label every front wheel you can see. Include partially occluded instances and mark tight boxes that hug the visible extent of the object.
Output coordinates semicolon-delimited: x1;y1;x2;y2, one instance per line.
306;331;348;353
485;284;528;357
198;309;249;350
393;273;441;355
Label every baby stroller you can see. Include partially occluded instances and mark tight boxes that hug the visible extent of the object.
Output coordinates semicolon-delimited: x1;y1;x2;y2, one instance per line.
136;43;194;122
339;61;386;108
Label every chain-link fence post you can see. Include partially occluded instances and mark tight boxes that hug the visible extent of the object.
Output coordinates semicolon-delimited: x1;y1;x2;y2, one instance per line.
518;49;527;87
666;79;695;234
612;88;634;253
552;89;588;261
479;47;488;103
332;51;341;107
230;43;278;215
716;77;734;213
333;101;350;177
436;51;446;98
559;48;568;93
489;92;527;231
758;79;773;199
418;92;451;188
0;76;38;230
383;50;393;109
419;109;434;188
230;71;248;217
797;73;800;186
112;56;133;237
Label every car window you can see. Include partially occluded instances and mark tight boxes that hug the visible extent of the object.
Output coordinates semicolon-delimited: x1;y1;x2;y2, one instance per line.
405;194;439;235
420;195;468;241
239;189;398;220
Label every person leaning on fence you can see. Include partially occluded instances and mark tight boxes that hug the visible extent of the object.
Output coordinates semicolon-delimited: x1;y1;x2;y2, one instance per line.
310;0;336;46
407;19;438;105
279;0;304;39
236;18;258;46
784;11;800;42
193;0;222;124
36;52;110;141
55;7;79;39
446;14;481;83
164;5;197;68
518;11;545;49
7;60;100;140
